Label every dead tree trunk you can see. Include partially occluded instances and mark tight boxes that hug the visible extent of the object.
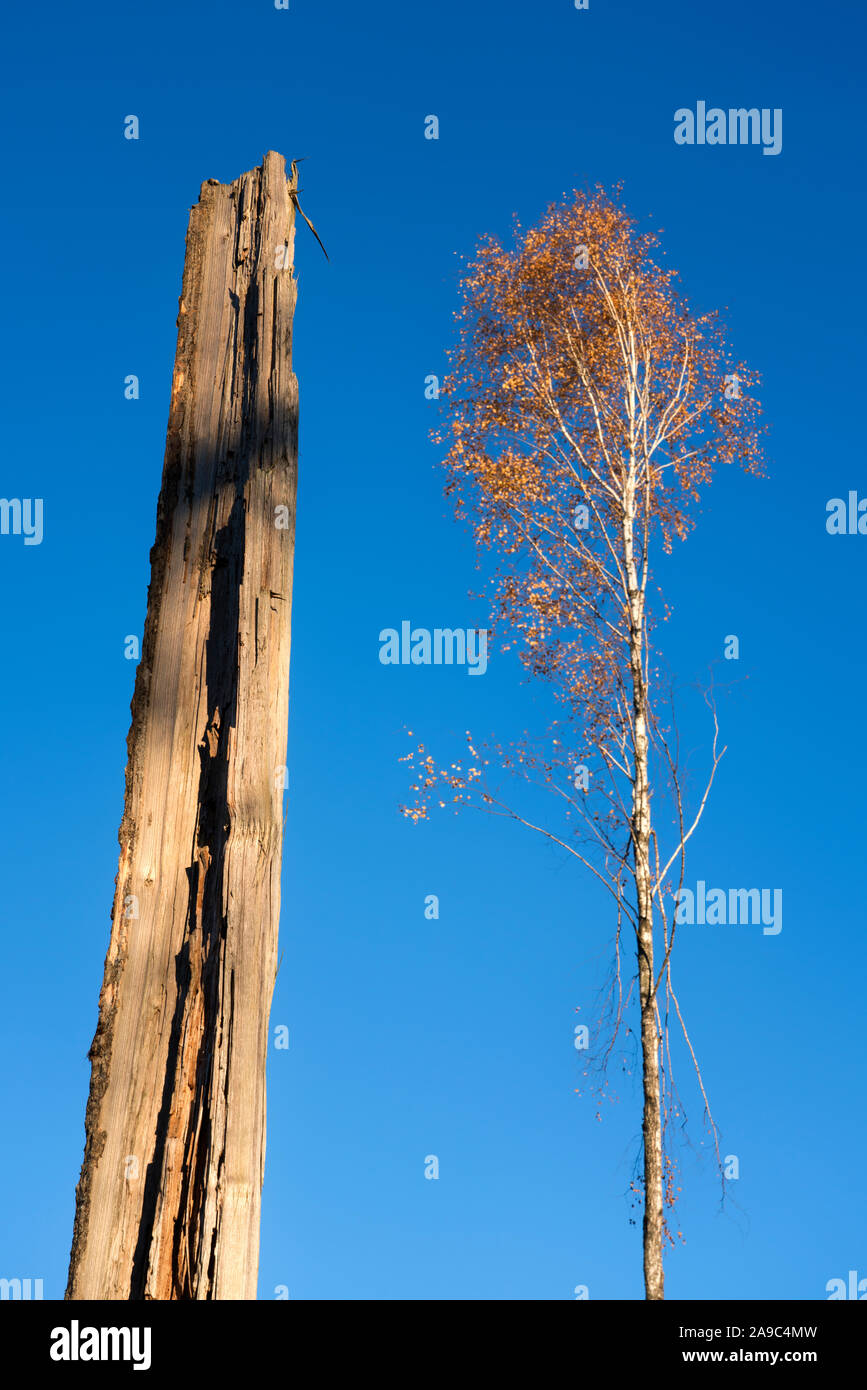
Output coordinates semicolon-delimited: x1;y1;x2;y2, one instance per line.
66;151;298;1300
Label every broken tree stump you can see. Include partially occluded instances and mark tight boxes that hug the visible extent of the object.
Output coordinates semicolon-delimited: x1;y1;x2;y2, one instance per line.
67;151;298;1300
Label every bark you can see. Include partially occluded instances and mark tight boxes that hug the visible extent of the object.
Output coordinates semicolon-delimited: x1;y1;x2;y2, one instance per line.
66;151;298;1300
623;486;665;1301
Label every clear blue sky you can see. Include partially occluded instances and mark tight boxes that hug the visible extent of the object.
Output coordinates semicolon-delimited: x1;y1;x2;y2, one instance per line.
0;0;864;1300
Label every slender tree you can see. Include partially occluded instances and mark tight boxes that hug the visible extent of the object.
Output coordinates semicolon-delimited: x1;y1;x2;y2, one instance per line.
401;188;765;1299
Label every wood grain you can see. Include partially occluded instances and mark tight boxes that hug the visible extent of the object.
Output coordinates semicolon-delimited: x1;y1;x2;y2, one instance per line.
67;151;298;1300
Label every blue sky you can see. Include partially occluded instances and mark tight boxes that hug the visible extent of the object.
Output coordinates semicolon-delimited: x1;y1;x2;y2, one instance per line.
0;0;864;1300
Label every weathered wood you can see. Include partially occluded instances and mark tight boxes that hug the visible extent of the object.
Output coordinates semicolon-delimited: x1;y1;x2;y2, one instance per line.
67;151;298;1300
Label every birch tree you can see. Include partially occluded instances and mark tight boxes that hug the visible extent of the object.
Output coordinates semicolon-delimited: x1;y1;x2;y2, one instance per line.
402;188;765;1299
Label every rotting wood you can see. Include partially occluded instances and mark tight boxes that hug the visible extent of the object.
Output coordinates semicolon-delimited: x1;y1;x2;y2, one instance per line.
67;150;298;1300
